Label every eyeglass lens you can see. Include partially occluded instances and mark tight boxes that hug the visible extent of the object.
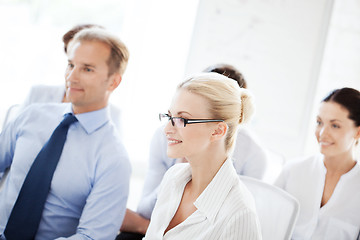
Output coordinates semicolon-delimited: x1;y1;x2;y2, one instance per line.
172;118;185;128
159;114;185;128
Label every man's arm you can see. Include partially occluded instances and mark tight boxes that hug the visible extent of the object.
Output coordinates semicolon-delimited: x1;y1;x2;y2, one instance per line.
120;209;150;235
0;120;16;190
0;111;21;173
232;128;268;179
57;145;131;240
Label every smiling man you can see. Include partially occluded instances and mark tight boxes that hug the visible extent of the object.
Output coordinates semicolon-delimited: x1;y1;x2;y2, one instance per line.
0;28;131;240
65;37;121;114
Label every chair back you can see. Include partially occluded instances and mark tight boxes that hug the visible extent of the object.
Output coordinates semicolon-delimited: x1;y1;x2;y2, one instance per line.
240;175;299;240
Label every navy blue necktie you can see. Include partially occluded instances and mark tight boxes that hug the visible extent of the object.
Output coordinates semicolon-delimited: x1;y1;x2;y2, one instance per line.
4;113;78;240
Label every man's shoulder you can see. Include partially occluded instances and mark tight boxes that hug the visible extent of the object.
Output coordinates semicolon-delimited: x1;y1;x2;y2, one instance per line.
18;103;68;122
232;127;267;166
25;102;67;111
26;84;65;104
236;128;262;147
29;84;64;92
29;84;64;95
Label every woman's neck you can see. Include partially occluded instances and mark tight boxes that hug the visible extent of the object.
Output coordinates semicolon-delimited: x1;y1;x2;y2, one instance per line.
323;152;356;174
187;151;227;198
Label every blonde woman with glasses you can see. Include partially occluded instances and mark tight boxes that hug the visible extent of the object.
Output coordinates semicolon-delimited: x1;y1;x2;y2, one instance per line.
143;73;261;240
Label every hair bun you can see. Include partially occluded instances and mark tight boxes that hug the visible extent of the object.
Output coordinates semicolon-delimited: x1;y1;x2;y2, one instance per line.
239;89;255;124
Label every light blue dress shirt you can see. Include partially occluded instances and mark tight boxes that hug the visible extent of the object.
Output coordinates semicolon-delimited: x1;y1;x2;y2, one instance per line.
0;103;131;240
13;84;124;138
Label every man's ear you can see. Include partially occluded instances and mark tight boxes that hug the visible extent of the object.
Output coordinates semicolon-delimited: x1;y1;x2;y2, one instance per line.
108;73;122;91
211;122;227;141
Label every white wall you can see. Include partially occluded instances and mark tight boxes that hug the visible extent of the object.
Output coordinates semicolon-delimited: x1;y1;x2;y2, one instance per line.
117;0;199;170
304;0;360;158
184;0;341;162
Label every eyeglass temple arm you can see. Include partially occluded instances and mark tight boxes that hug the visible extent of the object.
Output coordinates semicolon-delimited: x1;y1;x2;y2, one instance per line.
186;119;224;124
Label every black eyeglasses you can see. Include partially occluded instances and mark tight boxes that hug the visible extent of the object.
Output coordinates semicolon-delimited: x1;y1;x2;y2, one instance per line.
159;113;224;128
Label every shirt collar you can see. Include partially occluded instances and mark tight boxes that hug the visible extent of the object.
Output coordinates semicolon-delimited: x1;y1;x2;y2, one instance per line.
62;104;110;134
193;158;238;224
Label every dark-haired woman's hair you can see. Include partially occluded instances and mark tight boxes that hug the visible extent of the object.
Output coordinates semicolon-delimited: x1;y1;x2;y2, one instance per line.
322;87;360;126
203;63;247;89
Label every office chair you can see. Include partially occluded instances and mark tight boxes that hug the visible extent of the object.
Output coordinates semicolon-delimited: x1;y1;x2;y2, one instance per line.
240;175;299;240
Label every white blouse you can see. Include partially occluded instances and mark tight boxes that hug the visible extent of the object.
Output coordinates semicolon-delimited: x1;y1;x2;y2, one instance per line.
275;154;360;240
137;126;268;220
144;158;261;240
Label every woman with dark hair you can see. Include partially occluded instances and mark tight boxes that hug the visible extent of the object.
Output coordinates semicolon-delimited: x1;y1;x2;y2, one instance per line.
275;87;360;239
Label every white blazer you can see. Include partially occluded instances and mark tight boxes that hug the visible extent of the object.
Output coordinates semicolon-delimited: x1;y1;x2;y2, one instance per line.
275;154;360;240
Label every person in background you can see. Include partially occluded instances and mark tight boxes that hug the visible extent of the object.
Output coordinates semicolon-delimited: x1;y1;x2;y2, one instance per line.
203;63;247;88
0;27;131;240
203;63;266;177
11;24;123;134
275;87;360;239
144;72;261;239
117;63;267;239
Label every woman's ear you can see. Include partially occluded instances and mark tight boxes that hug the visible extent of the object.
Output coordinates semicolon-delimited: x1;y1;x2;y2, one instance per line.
211;122;227;141
355;126;360;144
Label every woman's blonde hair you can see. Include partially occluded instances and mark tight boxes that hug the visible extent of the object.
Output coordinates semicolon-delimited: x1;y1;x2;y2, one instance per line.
178;72;255;153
